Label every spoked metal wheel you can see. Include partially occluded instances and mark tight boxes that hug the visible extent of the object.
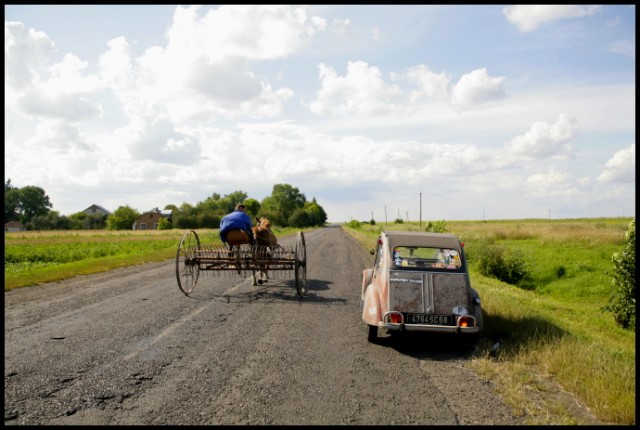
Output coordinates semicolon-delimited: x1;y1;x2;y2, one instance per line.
294;231;307;297
176;230;201;295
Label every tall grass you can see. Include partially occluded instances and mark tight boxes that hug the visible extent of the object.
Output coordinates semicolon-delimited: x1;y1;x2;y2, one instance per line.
343;218;635;425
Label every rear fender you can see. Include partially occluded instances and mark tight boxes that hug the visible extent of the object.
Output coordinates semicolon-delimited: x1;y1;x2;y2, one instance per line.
361;268;374;299
362;281;382;326
470;288;483;330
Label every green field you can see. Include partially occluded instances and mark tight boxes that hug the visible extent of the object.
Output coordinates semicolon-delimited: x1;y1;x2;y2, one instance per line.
3;227;304;290
4;219;635;424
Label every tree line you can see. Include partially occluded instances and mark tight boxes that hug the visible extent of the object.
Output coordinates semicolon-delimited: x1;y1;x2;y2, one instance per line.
4;180;327;230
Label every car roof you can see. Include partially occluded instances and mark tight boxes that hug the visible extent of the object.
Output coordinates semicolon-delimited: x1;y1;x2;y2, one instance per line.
382;230;462;249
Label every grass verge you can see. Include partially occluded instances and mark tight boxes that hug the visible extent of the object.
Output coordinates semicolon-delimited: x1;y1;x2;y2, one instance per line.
343;219;635;425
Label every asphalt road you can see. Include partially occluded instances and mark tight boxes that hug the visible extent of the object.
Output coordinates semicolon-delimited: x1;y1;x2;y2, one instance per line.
4;225;523;425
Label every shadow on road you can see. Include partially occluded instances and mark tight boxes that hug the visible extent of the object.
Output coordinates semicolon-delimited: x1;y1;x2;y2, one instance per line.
371;331;480;360
180;278;347;305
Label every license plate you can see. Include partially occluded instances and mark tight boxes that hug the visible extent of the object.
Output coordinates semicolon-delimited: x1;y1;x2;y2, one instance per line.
406;314;454;325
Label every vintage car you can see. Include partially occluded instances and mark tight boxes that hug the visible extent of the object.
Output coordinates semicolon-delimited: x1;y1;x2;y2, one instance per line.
361;230;482;342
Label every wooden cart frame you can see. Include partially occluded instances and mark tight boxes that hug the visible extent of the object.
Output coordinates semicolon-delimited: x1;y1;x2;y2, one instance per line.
176;230;307;297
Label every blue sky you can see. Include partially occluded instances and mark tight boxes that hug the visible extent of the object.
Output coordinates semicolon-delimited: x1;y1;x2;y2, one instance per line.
4;5;635;222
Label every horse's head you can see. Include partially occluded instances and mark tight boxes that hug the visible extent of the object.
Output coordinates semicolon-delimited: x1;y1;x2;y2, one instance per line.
253;217;277;248
256;217;272;230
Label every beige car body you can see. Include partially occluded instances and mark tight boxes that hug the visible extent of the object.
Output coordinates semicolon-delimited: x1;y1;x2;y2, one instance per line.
361;230;482;342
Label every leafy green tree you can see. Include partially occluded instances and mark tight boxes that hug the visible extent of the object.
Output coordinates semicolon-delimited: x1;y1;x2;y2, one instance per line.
26;214;53;230
106;205;140;230
198;193;226;213
18;185;53;222
68;212;87;230
243;198;261;218
4;182;53;224
25;211;72;230
197;212;219;229
604;218;636;329
50;212;72;230
260;184;305;226
305;198;327;226
288;208;310;228
5;179;19;222
173;203;198;229
256;199;286;226
225;190;249;212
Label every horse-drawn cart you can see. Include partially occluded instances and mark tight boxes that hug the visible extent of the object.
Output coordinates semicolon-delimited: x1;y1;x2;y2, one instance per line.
175;230;307;297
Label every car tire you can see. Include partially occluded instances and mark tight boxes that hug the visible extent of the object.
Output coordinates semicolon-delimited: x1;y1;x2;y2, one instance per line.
367;324;378;343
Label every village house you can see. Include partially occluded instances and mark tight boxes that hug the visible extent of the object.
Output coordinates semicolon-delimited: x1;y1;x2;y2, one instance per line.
132;209;172;230
4;220;26;232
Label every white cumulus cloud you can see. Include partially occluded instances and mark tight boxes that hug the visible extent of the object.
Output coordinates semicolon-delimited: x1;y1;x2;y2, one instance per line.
506;113;579;159
450;68;506;111
598;144;635;183
503;5;602;32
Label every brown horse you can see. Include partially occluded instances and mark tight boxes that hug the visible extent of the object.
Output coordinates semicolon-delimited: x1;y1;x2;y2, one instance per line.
251;217;278;285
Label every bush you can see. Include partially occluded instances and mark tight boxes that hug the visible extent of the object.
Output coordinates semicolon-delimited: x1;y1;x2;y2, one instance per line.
425;220;447;233
475;243;528;286
603;218;635;329
158;217;172;230
345;220;362;229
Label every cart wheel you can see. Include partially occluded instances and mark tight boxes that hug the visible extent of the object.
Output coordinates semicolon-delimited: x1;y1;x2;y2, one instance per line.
294;231;307;297
176;230;201;295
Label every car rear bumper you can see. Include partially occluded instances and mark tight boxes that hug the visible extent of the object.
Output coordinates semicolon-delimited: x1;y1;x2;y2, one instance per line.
379;322;480;334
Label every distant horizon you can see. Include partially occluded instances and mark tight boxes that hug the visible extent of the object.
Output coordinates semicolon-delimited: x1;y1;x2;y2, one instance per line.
330;215;635;224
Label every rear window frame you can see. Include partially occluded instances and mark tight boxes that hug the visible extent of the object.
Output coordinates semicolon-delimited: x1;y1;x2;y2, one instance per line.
391;245;463;271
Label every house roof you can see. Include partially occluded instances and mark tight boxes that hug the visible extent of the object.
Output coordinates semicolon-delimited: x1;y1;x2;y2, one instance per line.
84;204;111;214
5;221;25;227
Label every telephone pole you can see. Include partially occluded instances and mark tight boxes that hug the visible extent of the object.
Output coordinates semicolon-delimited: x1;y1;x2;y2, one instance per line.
419;192;422;229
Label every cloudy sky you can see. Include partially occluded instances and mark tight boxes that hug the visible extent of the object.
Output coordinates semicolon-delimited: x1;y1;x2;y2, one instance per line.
5;5;635;222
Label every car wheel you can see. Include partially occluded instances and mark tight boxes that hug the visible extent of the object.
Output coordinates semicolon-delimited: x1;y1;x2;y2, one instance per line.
367;324;378;343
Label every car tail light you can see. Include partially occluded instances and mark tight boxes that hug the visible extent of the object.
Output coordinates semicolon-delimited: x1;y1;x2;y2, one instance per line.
457;315;475;328
384;312;403;324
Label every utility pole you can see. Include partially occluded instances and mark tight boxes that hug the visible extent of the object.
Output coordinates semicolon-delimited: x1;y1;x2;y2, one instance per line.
385;206;388;226
419;192;422;229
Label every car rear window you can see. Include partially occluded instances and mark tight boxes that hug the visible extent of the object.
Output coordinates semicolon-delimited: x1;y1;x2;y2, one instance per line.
392;246;462;270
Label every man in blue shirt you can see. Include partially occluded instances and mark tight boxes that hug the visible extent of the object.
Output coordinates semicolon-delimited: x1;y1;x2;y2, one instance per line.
219;203;255;245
